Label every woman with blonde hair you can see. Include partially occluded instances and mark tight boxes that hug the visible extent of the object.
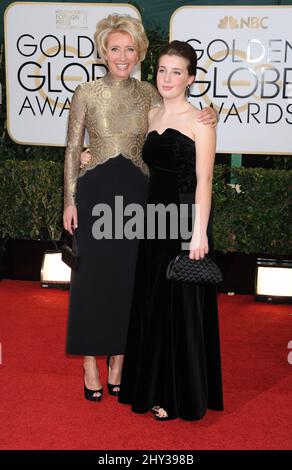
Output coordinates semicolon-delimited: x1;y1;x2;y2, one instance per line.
64;14;217;402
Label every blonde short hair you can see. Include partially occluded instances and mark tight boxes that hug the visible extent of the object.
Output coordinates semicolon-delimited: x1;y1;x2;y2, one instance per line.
94;14;149;62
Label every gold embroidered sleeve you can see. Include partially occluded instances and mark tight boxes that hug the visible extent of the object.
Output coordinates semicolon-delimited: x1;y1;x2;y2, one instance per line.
64;84;86;210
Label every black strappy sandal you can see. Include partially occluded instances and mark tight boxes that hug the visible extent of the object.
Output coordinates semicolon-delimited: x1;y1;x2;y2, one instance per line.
151;406;161;414
154;407;176;421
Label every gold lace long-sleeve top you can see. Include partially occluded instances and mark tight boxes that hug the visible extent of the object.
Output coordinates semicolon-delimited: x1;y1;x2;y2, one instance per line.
63;73;161;210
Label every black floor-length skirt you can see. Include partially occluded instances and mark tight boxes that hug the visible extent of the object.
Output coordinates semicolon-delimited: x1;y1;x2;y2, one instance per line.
66;155;148;356
119;165;224;420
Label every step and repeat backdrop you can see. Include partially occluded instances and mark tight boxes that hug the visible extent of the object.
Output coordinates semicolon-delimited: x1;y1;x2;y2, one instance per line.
4;2;292;153
170;5;292;154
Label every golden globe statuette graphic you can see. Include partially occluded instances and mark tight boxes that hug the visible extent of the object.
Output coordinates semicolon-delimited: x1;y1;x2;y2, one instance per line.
194;47;288;118
32;45;106;115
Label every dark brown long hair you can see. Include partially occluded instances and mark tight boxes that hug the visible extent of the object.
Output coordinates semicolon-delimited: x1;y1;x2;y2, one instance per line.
157;40;197;76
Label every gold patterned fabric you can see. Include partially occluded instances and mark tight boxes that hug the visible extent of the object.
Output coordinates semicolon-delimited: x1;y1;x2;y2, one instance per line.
64;73;161;209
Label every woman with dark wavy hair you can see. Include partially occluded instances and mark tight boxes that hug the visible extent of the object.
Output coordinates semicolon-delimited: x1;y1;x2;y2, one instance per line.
119;41;223;421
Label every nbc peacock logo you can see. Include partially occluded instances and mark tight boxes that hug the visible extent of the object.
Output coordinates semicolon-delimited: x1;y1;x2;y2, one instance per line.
218;16;268;29
218;16;239;29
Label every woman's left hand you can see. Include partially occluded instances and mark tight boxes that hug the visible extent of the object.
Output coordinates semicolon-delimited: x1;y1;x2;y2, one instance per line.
189;232;209;260
80;148;92;168
197;107;218;127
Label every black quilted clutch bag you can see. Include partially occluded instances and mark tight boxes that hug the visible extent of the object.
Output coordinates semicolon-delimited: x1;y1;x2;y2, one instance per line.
166;254;223;285
61;233;79;271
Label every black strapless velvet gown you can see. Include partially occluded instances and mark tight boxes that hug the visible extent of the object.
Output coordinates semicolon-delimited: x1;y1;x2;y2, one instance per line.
118;129;223;421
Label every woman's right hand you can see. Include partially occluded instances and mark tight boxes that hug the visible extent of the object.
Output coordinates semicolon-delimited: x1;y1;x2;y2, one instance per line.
63;205;78;235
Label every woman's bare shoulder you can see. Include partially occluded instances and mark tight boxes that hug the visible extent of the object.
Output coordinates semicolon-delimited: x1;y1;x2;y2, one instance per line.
187;103;202;118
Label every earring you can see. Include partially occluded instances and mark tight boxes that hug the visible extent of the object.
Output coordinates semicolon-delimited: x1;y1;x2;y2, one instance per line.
186;84;191;98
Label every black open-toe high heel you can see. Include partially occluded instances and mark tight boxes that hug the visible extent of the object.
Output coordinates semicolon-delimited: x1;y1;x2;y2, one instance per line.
107;355;120;396
83;368;103;402
107;382;120;396
84;383;103;402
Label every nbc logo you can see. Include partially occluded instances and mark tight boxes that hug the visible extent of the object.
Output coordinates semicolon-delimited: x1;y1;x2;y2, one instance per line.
218;16;268;29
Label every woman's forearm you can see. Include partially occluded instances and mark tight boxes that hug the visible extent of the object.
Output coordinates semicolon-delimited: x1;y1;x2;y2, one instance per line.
64;84;86;211
194;179;213;236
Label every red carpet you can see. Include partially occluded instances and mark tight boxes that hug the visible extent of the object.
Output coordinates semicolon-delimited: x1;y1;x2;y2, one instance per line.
0;280;291;450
